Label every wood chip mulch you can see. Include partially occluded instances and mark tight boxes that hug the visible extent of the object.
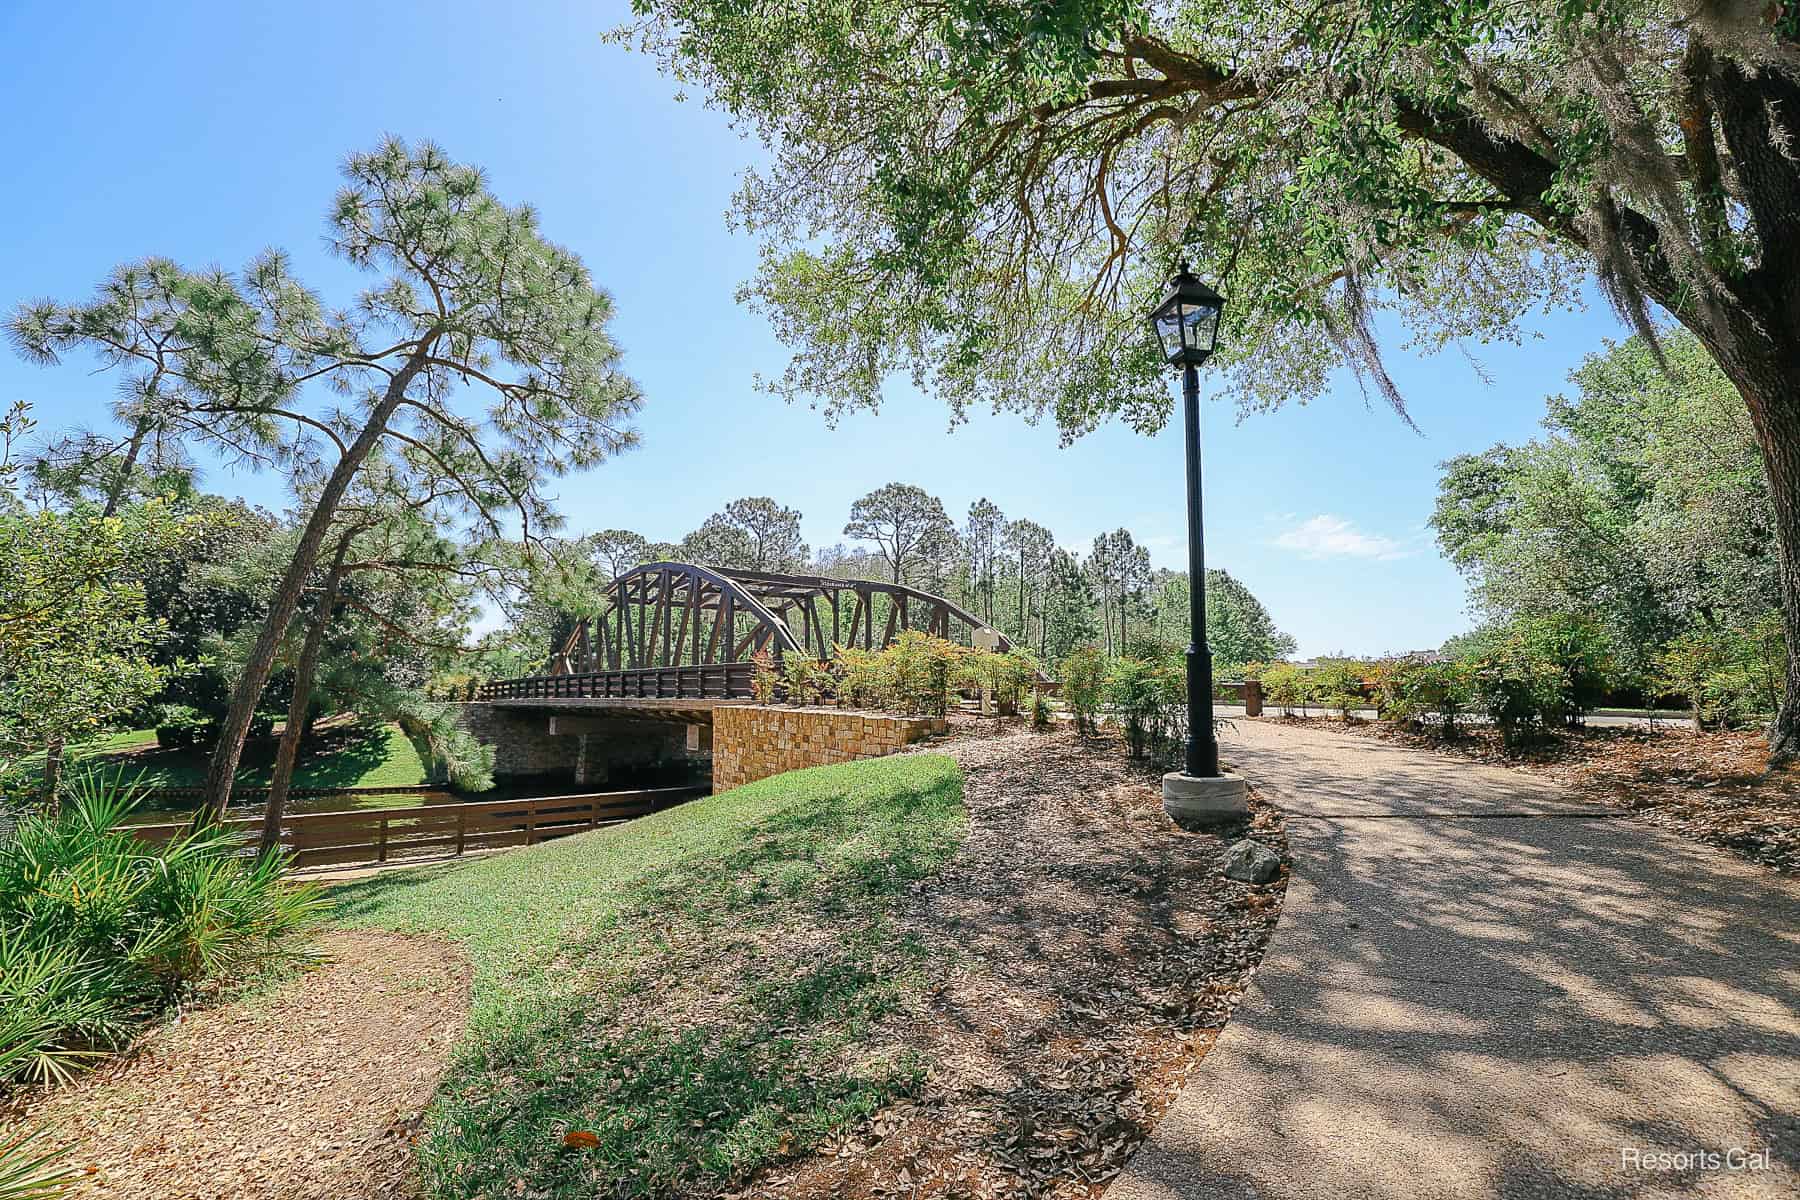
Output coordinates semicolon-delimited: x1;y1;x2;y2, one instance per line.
3;931;470;1200
1343;718;1799;874
736;719;1288;1200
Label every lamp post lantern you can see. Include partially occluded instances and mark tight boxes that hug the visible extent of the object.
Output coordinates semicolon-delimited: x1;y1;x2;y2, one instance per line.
1148;262;1248;822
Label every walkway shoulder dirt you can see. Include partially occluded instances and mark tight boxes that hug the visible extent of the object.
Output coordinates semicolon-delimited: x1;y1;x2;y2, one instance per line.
743;721;1288;1199
5;931;469;1200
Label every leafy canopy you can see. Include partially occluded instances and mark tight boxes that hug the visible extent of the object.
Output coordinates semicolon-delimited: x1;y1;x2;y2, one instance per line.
844;482;957;584
615;0;1795;437
0;499;202;780
1432;328;1778;680
10;136;643;547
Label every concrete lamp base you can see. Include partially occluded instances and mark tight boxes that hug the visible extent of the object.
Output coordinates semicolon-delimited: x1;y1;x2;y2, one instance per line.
1162;772;1249;826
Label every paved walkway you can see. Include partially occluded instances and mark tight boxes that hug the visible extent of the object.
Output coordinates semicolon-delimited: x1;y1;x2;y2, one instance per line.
1111;720;1800;1200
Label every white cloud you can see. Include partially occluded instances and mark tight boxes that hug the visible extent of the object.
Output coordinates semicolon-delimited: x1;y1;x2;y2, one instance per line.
1273;514;1413;561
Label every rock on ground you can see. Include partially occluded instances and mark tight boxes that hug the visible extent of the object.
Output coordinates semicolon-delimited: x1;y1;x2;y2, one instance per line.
1222;838;1282;883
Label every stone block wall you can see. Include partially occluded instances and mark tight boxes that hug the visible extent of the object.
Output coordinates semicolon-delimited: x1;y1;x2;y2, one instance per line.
451;702;582;781
712;705;948;792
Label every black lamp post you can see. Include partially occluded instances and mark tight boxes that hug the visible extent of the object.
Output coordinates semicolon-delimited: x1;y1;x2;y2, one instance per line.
1148;262;1226;780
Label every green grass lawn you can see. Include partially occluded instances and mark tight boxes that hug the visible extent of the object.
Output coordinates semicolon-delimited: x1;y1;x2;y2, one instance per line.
70;721;431;792
329;754;966;1199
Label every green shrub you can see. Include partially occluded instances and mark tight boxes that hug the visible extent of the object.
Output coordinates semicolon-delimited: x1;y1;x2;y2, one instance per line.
1656;630;1735;730
834;647;889;709
881;631;963;716
0;776;327;1089
0;933;130;1087
152;704;215;750
1718;611;1789;722
425;672;485;702
1467;617;1609;748
1261;662;1310;716
1104;656;1183;759
783;636;978;716
756;651;846;708
1655;615;1788;729
1310;658;1370;719
1374;657;1473;738
750;649;780;703
1123;633;1178;661
780;653;833;706
1059;646;1108;734
1028;691;1053;730
960;649;1040;714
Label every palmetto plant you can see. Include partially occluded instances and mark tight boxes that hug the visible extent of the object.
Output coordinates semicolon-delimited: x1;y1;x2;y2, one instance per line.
0;773;326;1089
0;1128;75;1200
0;932;131;1088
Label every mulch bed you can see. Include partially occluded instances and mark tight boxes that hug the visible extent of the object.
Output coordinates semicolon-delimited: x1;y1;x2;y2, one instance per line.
736;718;1288;1200
5;931;470;1200
1337;718;1799;874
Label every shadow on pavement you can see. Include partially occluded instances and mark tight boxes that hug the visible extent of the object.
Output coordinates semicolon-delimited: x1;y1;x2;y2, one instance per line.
1111;720;1800;1200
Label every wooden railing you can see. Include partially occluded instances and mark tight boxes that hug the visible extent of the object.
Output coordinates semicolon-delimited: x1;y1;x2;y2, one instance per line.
128;786;705;870
479;662;755;702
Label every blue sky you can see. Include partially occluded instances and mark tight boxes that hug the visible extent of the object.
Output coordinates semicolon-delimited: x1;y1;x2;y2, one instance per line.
0;0;1631;657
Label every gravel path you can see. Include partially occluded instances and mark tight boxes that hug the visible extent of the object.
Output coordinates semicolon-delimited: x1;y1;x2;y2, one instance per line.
8;931;469;1200
1110;719;1800;1200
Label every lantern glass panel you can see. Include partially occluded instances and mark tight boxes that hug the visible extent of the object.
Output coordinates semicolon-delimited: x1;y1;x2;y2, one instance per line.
1181;301;1220;353
1152;304;1186;361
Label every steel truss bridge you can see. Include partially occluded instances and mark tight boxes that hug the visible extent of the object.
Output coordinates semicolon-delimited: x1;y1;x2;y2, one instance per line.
478;562;1023;703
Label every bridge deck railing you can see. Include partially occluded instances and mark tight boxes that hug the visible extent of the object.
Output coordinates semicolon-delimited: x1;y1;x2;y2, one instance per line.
478;662;755;702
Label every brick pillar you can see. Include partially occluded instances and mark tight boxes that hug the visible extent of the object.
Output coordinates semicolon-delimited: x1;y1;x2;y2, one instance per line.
1243;679;1264;717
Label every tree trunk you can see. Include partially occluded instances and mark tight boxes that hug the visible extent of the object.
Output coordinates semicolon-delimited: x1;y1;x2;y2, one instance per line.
1119;581;1128;654
1038;583;1047;660
260;533;352;854
1752;389;1800;762
202;350;430;816
40;736;64;815
102;414;152;518
1704;317;1800;763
